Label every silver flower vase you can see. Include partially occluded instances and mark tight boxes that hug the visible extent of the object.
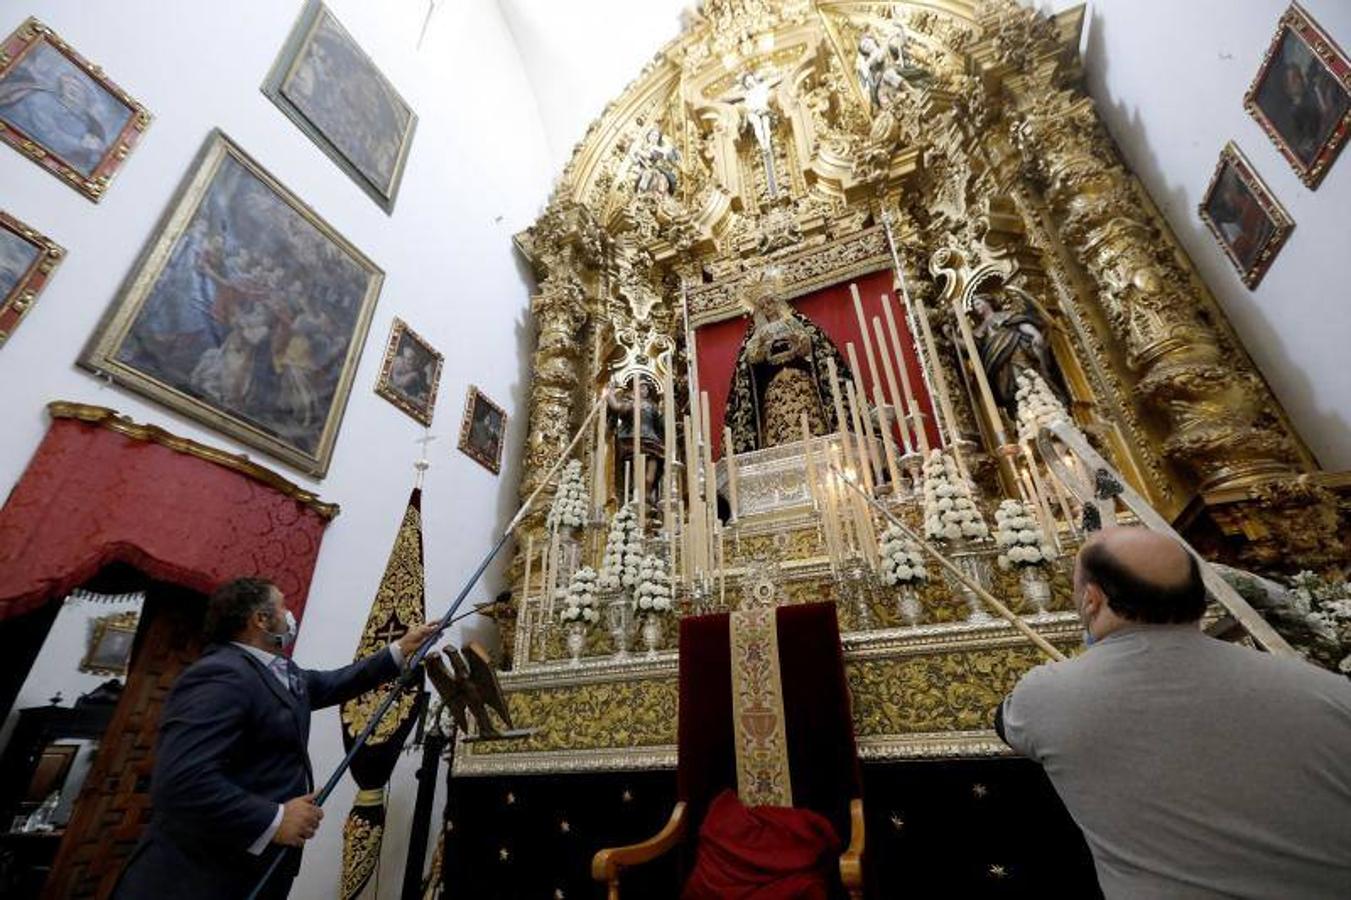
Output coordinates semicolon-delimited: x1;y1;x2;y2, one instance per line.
607;596;634;660
1019;566;1052;615
565;622;585;666
897;584;923;626
641;614;663;657
946;544;993;622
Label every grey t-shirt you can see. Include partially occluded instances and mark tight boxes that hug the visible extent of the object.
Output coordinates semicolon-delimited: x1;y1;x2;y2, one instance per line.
1002;624;1351;899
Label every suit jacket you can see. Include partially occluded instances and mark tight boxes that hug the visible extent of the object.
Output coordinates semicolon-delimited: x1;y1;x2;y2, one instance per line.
113;642;400;900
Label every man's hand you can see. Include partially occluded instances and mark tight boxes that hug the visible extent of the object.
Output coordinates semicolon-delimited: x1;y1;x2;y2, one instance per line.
396;621;442;660
274;794;322;847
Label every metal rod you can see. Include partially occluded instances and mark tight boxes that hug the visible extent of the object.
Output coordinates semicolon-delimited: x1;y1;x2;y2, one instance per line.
832;467;1067;662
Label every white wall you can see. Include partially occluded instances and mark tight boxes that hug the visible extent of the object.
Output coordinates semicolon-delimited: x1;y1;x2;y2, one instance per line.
1052;0;1351;469
0;1;553;896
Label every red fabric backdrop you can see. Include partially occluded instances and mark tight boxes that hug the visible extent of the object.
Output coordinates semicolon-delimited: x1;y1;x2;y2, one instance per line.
0;417;333;622
693;269;939;458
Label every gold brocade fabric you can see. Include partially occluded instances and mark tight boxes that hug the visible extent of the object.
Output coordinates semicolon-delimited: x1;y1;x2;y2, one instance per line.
762;367;826;448
729;607;793;807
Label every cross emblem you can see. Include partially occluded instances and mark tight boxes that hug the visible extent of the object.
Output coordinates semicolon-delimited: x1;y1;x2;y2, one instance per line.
374;615;405;646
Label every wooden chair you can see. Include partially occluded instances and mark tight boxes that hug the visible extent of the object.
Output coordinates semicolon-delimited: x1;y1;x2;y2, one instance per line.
593;602;865;899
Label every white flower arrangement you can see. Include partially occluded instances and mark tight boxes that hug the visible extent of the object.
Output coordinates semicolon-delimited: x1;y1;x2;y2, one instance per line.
1289;571;1351;673
558;566;601;625
1015;370;1067;440
921;450;989;543
633;554;674;614
993;498;1055;570
546;459;588;530
878;524;929;586
599;503;643;592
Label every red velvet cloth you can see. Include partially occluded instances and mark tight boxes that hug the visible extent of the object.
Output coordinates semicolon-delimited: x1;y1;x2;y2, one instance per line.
693;269;940;457
0;417;332;622
681;789;841;900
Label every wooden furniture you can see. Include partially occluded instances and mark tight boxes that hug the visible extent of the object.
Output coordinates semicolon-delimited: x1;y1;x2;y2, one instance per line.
593;602;865;898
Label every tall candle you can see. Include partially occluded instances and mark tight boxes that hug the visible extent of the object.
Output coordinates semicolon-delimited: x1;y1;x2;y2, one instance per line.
664;366;676;537
844;379;876;495
949;295;1008;447
636;449;646;534
880;296;927;455
850;283;883;406
844;343;883;486
824;357;863;491
723;425;740;521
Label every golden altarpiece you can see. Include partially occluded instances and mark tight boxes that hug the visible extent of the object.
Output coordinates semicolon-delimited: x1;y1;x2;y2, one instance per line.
456;0;1350;779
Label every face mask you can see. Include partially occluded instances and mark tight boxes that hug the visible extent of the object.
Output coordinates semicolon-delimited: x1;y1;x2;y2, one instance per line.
266;609;298;650
1082;628;1096;648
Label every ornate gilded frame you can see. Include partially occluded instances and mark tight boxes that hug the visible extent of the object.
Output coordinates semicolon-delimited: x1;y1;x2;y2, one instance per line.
1198;142;1294;289
79;610;139;677
0;17;151;202
374;317;443;426
79;129;384;477
457;385;507;475
0;210;63;348
1244;3;1350;189
261;0;417;213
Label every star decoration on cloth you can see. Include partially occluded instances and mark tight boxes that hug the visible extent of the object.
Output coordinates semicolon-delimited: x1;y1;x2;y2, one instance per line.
889;812;905;832
988;863;1008;879
621;788;634;803
505;791;516;806
498;847;510;862
553;890;566;899
446;819;455;832
559;819;572;834
971;783;988;799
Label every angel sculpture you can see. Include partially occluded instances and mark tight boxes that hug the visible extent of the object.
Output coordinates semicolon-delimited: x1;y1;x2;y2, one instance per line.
425;642;514;739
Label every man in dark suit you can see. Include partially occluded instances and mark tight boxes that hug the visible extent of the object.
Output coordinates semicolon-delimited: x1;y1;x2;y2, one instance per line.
113;577;440;899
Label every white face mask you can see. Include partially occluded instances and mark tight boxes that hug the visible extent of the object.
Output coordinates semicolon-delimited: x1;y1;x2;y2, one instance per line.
266;609;298;650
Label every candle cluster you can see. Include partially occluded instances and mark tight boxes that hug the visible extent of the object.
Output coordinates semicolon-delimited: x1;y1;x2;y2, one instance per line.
993;498;1055;569
878;524;929;586
634;554;674;613
1015;370;1067;439
599;503;644;591
922;450;989;542
558;566;601;624
546;459;589;530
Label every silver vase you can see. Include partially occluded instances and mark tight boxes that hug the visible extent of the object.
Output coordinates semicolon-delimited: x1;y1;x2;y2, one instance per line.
897;584;923;626
946;544;994;622
607;596;634;660
565;622;585;666
1019;566;1053;615
641;615;662;657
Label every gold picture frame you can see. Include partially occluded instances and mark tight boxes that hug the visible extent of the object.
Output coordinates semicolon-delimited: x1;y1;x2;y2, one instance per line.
0;17;152;201
0;210;63;348
374;317;443;426
457;385;507;475
79;610;139;677
1198;142;1294;289
80;130;384;477
1244;3;1351;189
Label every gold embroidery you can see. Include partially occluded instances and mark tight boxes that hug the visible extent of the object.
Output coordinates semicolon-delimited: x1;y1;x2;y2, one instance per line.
730;607;792;807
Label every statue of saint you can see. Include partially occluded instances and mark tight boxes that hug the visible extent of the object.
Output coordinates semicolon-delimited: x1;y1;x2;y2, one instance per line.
725;269;854;453
631;127;680;196
724;69;784;196
969;292;1060;418
607;378;664;505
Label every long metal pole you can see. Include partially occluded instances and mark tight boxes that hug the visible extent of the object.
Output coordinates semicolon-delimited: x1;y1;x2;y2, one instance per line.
880;210;949;451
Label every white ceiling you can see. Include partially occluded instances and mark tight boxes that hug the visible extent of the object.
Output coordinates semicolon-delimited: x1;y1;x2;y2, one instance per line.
495;0;688;171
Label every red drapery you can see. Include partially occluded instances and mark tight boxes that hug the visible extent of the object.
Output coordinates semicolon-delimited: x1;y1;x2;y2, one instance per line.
0;410;335;622
693;269;939;458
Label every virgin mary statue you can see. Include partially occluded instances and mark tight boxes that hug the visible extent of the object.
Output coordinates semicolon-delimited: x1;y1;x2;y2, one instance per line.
724;269;855;453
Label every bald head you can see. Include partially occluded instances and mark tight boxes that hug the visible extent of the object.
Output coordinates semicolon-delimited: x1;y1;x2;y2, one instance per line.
1076;527;1206;624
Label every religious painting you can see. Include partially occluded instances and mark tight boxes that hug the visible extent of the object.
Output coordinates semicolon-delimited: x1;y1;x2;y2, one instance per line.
457;385;507;475
374;317;443;426
263;0;417;213
79;610;139;677
1199;143;1294;289
81;130;384;477
1245;4;1350;189
0;210;64;348
0;17;151;201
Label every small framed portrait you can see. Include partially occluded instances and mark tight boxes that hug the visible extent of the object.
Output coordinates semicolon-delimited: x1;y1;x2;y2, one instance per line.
457;385;507;475
0;17;151;201
80;130;384;477
1199;142;1294;289
375;318;443;426
262;0;417;213
0;210;63;348
1244;4;1350;189
79;610;139;677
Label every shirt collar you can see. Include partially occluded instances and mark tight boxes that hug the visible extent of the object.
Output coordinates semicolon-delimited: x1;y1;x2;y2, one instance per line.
232;641;284;668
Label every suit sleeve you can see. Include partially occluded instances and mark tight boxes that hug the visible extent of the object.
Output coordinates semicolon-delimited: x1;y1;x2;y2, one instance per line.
151;664;281;849
303;647;401;710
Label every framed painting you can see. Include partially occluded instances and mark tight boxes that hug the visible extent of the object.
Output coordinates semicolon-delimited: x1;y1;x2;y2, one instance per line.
457;385;507;475
0;210;63;348
262;0;417;213
1244;3;1350;189
79;610;139;677
81;130;384;477
374;317;443;426
1198;142;1294;289
0;17;151;201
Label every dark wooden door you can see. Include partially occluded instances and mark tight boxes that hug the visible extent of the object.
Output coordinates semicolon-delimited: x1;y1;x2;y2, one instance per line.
41;586;204;899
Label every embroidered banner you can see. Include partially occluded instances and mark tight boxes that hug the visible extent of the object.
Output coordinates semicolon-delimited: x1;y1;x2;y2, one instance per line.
729;606;793;807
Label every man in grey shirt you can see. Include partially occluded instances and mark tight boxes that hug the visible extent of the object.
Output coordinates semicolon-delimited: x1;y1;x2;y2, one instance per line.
997;527;1351;899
